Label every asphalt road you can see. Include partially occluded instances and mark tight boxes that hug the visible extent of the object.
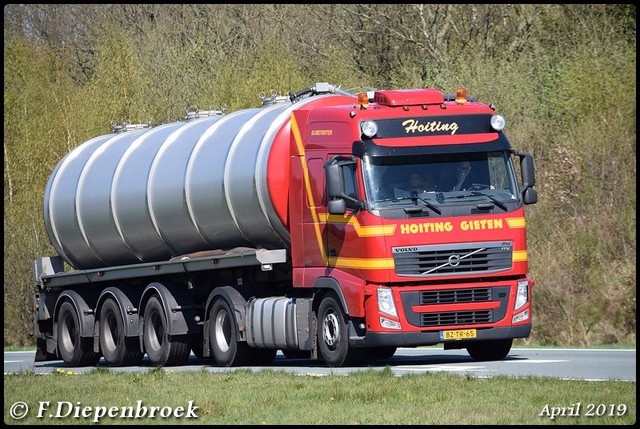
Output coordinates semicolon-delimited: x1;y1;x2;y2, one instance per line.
4;347;635;381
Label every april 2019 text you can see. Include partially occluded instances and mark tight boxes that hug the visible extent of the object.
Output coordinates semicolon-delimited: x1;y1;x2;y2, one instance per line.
539;403;627;420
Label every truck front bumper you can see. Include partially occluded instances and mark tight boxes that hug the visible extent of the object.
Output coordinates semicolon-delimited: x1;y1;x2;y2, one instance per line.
348;323;531;348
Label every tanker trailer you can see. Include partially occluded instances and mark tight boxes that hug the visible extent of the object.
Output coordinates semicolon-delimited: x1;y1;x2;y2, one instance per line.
44;84;353;270
33;83;537;369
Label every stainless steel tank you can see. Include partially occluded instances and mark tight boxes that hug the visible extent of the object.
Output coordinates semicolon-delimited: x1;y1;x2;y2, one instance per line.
43;93;350;269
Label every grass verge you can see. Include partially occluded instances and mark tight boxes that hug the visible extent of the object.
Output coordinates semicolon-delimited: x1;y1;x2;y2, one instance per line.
4;367;635;425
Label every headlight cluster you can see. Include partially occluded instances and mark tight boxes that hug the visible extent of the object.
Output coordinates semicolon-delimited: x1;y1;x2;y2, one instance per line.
512;280;530;323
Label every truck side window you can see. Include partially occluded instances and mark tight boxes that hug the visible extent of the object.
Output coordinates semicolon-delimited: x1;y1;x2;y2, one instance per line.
342;163;359;207
487;152;509;190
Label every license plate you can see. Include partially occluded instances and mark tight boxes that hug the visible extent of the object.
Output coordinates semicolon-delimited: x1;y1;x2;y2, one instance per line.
440;329;477;340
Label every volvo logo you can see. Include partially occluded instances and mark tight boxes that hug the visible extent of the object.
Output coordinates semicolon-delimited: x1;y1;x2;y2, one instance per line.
393;247;418;253
448;254;461;267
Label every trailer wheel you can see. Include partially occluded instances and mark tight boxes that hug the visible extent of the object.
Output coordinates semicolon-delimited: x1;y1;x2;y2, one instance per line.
317;292;362;367
466;339;513;361
57;301;100;367
142;296;190;366
99;298;143;366
208;298;251;367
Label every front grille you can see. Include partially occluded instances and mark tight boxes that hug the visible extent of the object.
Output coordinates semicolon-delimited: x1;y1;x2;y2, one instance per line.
393;241;512;277
421;288;491;304
422;311;492;326
400;286;510;328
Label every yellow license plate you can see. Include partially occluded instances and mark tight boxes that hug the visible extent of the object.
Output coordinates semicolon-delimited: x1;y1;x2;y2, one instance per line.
440;329;477;340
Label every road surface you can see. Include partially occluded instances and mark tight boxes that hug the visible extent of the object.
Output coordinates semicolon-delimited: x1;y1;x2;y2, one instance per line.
4;347;635;381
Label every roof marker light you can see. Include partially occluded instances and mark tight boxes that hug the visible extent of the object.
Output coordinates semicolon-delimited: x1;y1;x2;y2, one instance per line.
490;114;506;131
361;120;378;138
455;88;467;104
357;92;369;109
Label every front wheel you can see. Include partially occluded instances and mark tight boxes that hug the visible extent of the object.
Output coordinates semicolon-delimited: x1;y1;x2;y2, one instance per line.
466;339;513;361
317;292;362;367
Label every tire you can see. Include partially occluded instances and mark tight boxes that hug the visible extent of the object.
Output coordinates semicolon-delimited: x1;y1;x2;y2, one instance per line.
57;301;100;367
281;349;311;359
142;295;190;366
99;298;143;366
466;339;513;361
317;292;362;367
209;298;252;367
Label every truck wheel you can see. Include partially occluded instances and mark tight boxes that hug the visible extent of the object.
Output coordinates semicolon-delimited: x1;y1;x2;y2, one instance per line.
57;301;100;367
317;292;361;367
209;298;251;367
466;339;513;361
142;296;190;366
99;298;143;366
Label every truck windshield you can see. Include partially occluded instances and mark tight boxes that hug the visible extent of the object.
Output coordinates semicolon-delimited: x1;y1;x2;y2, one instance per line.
362;151;519;211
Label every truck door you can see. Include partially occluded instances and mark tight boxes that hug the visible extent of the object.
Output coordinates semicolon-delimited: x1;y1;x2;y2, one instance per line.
324;156;365;271
298;156;329;268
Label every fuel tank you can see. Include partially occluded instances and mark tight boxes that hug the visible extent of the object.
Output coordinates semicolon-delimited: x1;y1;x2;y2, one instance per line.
43;91;355;269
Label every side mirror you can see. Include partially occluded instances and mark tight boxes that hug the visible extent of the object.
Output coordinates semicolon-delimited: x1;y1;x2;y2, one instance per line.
523;187;538;205
324;156;361;213
328;199;347;215
512;150;537;205
520;154;536;189
326;160;342;199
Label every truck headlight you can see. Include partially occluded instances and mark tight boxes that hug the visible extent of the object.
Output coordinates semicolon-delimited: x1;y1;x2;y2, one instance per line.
377;287;397;317
514;280;529;311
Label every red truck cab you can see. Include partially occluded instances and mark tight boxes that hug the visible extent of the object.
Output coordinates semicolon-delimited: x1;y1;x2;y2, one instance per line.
288;87;537;366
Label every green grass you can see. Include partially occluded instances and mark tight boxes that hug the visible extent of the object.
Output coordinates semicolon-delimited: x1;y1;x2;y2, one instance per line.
4;367;635;425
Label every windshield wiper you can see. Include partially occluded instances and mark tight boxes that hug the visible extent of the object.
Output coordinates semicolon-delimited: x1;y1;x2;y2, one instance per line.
412;193;442;215
373;193;442;215
450;191;508;211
